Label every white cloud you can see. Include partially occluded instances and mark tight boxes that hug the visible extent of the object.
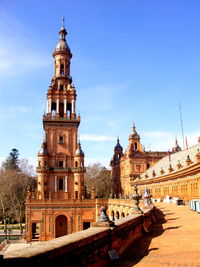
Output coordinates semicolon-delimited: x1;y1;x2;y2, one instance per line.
142;131;172;138
81;134;115;142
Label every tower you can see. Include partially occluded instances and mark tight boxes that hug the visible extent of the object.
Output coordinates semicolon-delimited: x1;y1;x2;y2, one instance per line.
26;19;95;242
110;138;123;198
37;17;85;201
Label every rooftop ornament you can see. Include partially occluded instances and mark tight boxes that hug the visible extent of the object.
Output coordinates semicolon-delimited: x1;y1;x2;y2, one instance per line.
160;167;165;175
168;164;173;172
196;149;200;162
131;185;143;214
177;160;182;169
186;155;192;166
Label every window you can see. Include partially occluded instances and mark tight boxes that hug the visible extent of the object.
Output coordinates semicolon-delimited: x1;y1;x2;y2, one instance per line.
75;191;78;199
60;64;64;75
75;161;78;167
59;136;64;144
134;142;137;150
83;222;90;230
136;164;141;172
59;178;63;190
60;84;63;91
59;161;63;167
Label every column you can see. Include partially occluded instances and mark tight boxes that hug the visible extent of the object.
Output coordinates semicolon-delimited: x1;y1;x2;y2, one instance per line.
47;100;49;114
56;99;59;114
64;99;67;116
71;99;75;114
55;176;57;192
65;176;68;192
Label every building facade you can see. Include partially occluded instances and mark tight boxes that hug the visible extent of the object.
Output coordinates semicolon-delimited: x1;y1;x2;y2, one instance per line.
110;124;167;198
134;139;200;202
25;20;96;242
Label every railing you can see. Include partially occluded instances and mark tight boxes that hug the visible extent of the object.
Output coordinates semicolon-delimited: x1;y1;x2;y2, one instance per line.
36;167;86;172
43;115;80;121
2;209;154;266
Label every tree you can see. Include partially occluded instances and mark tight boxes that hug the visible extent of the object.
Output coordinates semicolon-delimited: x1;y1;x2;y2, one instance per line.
85;163;111;198
2;148;20;171
0;159;36;232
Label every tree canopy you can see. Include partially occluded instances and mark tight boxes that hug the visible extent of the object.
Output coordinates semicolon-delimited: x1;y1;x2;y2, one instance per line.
2;148;20;171
85;163;111;198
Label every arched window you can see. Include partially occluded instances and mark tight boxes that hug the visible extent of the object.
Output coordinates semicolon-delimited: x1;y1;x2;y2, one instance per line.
59;178;63;190
67;103;72;117
60;64;64;75
116;211;120;219
121;212;125;218
134;142;137;151
59;102;64;117
111;211;115;221
51;102;56;112
75;161;78;167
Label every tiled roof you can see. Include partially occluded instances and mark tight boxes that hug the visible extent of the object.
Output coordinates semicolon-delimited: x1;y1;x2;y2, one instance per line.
141;143;200;179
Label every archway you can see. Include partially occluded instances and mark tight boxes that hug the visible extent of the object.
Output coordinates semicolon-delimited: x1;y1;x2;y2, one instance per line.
111;210;115;221
55;215;67;238
116;211;120;220
121;212;125;218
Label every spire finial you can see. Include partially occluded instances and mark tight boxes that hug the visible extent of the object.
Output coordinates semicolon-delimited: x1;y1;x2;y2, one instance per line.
132;121;136;132
62;16;65;28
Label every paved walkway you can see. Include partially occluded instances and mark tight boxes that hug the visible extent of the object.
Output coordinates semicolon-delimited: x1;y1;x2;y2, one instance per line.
115;203;200;267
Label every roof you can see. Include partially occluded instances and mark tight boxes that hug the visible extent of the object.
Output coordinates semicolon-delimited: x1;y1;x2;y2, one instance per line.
141;143;200;179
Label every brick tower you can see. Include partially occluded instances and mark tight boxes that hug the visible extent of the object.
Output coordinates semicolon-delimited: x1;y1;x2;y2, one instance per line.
26;19;96;242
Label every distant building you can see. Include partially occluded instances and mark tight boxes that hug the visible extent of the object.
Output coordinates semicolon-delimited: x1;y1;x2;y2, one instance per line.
110;124;167;198
134;138;200;201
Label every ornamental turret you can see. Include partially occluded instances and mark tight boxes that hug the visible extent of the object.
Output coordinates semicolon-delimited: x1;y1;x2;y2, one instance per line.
127;123;143;153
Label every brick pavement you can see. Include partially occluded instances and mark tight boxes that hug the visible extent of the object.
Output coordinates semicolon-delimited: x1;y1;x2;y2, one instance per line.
113;203;200;267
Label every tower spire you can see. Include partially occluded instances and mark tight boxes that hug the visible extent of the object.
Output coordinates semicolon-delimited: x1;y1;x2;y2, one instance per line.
62;16;65;28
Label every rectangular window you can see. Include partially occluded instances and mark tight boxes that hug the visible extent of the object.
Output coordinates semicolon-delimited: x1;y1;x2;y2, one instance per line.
59;136;64;144
60;85;63;91
59;161;63;167
136;164;141;172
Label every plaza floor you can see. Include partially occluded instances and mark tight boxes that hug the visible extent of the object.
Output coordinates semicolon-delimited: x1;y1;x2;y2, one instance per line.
114;203;200;267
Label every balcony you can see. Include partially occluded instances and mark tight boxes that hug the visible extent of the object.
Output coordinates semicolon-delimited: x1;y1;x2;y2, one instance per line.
43;114;80;122
36;166;86;173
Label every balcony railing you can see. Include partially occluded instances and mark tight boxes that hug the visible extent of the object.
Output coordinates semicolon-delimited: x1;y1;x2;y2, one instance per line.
36;166;86;172
43;114;80;121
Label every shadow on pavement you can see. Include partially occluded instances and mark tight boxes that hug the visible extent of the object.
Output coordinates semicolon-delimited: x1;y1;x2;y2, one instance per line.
109;207;167;267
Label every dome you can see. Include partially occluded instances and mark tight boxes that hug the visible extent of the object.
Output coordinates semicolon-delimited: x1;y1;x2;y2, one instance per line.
75;143;84;156
172;139;181;153
55;39;70;52
38;142;48;155
114;138;123;151
129;124;140;139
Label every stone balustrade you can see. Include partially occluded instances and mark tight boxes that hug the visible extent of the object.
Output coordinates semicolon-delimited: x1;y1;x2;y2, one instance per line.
2;208;154;267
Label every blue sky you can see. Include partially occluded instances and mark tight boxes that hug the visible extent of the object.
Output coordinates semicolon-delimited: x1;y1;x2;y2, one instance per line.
0;0;200;169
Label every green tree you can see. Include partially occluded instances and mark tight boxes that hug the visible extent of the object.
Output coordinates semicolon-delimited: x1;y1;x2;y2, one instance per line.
85;163;111;198
0;159;36;232
2;148;20;171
